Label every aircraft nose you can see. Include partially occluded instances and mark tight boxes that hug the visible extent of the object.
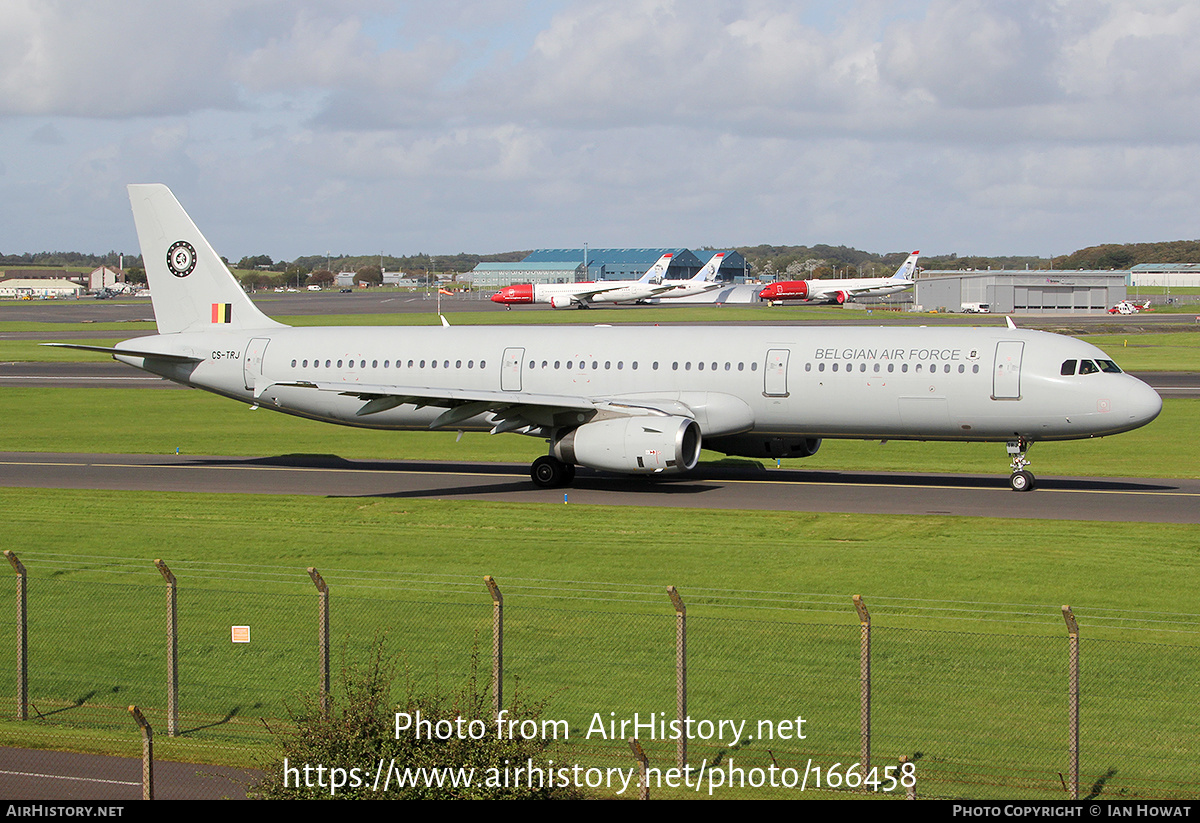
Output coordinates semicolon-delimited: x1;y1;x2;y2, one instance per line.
1128;377;1163;427
490;292;503;303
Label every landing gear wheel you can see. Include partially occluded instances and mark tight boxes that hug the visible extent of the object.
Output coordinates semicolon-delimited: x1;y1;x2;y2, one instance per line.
531;455;574;489
1010;470;1035;492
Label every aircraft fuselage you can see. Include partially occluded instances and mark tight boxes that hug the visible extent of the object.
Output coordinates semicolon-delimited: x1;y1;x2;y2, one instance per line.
117;324;1161;445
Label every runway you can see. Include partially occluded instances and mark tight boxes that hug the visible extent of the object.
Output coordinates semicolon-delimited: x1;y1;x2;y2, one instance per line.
2;451;1197;523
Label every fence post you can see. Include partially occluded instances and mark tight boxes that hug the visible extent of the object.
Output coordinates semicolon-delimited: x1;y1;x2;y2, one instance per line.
307;568;330;714
154;560;178;737
1062;605;1080;800
853;595;871;773
3;551;27;721
484;576;503;715
129;705;154;800
667;586;687;771
899;754;916;800
627;737;650;800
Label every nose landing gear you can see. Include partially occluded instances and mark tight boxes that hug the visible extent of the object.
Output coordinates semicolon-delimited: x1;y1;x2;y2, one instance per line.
1007;438;1035;492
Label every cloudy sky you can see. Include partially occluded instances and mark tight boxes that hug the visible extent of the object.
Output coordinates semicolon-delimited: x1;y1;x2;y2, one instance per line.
2;0;1199;262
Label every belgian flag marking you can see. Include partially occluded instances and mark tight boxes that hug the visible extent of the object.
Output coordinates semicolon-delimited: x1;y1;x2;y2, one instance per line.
211;303;232;324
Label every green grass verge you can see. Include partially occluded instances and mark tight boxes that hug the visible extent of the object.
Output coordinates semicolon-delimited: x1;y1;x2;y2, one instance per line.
0;491;1197;798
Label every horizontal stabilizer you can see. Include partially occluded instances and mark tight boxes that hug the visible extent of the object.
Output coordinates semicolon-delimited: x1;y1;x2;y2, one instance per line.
40;343;203;363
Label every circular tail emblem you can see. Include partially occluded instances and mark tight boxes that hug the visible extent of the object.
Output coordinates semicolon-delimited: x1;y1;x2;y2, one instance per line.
167;240;197;277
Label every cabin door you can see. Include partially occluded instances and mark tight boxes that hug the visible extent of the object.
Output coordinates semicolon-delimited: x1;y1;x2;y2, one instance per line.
764;349;790;397
992;341;1024;400
501;347;525;392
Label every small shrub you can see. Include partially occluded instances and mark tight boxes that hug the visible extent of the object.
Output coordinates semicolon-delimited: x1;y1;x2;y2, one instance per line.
252;638;582;799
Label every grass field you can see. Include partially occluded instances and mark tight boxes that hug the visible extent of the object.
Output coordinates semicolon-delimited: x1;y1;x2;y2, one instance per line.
0;491;1197;797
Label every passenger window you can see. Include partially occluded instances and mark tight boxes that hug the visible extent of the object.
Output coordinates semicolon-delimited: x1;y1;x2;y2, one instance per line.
832;363;839;372
1061;360;1077;375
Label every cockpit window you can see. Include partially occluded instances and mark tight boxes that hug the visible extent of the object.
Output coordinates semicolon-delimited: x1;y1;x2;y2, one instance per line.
1060;360;1076;376
1078;360;1099;375
1096;359;1122;373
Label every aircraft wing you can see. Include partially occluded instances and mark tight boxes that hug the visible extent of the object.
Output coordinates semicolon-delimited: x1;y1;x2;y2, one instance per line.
273;379;694;434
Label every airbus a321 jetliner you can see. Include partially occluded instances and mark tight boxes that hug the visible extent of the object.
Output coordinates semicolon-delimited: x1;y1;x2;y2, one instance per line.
759;251;920;305
54;186;1161;492
489;253;675;308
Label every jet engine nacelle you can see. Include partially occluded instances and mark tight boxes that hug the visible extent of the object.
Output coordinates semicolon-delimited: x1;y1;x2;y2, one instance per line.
706;435;822;460
549;294;578;309
553;415;701;474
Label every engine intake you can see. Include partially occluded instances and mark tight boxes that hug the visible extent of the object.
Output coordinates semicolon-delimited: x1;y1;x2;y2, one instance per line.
553;416;701;474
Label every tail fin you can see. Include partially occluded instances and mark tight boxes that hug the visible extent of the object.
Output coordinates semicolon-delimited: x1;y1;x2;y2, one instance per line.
892;250;920;280
689;252;725;282
128;184;285;334
638;253;674;283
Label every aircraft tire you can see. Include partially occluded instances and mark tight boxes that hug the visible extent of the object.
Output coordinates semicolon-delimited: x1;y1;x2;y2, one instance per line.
1009;470;1035;492
532;455;572;488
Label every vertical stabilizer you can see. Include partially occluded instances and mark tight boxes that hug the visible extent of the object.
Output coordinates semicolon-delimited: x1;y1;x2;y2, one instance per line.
638;253;674;283
128;184;286;334
892;250;920;280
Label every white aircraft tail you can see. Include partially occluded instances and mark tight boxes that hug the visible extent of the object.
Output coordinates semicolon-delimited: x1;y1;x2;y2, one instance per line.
892;250;920;280
128;184;286;334
688;252;725;283
638;253;674;283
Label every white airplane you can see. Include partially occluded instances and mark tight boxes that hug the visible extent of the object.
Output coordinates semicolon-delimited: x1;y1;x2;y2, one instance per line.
656;253;726;300
759;251;920;305
490;254;676;309
53;186;1161;493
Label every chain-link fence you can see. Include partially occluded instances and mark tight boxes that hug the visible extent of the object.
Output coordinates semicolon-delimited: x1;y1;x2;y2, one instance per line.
0;552;1196;799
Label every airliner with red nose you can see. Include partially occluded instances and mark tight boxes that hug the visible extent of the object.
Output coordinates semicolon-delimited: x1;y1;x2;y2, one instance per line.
760;251;919;305
490;254;675;309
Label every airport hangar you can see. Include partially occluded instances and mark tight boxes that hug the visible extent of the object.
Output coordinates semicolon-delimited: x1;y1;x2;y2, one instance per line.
470;248;749;289
911;270;1129;313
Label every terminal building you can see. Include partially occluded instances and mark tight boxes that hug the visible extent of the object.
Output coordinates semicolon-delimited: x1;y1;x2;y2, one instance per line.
913;270;1128;314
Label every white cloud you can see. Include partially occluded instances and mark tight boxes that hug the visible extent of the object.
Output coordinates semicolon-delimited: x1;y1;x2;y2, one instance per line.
5;1;1200;257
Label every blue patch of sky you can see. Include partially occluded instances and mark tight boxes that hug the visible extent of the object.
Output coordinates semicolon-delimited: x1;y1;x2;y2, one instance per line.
357;1;564;86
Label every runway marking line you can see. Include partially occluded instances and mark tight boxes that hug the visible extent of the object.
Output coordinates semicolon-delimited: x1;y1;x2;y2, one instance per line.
0;768;139;787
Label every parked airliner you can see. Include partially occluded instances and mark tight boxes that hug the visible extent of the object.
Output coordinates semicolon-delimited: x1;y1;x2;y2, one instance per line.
656;253;726;300
759;251;920;305
52;187;1161;492
489;254;675;308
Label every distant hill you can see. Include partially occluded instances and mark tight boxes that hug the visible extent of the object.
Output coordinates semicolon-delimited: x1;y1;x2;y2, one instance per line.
1054;241;1200;270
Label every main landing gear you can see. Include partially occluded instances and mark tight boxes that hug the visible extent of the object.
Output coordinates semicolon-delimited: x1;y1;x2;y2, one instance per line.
531;455;576;489
1007;438;1035;492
